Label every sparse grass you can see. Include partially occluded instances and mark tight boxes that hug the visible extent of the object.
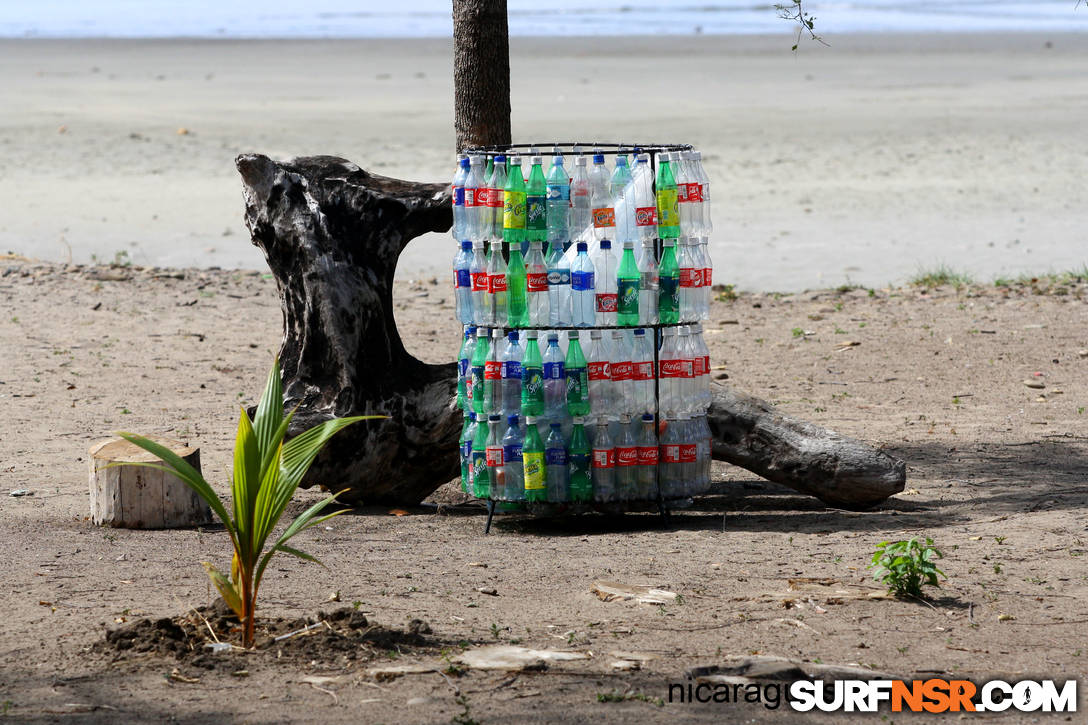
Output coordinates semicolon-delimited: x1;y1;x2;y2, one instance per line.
909;265;973;290
714;284;737;302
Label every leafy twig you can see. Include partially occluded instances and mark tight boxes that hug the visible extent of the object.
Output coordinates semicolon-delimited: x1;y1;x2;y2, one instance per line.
775;0;828;51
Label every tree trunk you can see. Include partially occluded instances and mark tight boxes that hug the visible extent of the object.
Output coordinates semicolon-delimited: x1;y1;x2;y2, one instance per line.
453;0;511;151
236;154;906;509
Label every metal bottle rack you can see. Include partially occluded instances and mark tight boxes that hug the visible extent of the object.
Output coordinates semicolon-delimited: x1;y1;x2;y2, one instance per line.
458;141;705;533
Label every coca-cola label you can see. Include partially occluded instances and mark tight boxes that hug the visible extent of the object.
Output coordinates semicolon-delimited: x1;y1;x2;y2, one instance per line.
683;359;694;378
587;361;611;381
592;207;616;228
633;361;653;380
502;361;522;379
687;182;703;202
595;292;617;313
703;355;711;377
455;269;471;289
611;360;632;381
471;271;488;292
703;268;712;287
662;444;681;463
617;279;639;314
571;270;594;292
488;187;504;208
660;359;686;378
486;446;503;466
453;186;465;206
484;360;502;380
616;446;637;467
465;188;479;208
637;446;658;466
527;272;548;292
547;268;571;286
680;443;697;463
546;448;568;466
474;187;490;207
635;206;657;227
593;448;616;468
503;444;522;463
693;356;707;377
489;274;507;293
543;361;564;380
680;267;695;288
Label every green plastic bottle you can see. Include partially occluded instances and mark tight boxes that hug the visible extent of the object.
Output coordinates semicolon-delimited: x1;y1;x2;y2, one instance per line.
617;240;640;326
470;412;489;498
567;416;592;502
658;239;680;324
565;331;590;416
503;157;526;246
506;243;528;327
470;327;490;416
656;152;680;238
522;416;546;502
525;156;548;244
520;330;544;416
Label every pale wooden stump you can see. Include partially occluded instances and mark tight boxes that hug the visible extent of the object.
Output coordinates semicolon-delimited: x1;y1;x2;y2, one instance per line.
88;436;211;528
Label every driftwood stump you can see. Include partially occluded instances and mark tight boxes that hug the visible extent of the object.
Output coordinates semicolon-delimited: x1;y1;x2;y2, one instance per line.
89;436;210;528
236;154;905;508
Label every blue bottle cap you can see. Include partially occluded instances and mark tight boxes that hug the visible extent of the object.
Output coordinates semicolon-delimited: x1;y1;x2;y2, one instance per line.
551;422;561;429
494;154;506;163
469;412;476;421
466;325;476;336
593;153;605;164
488;414;501;421
547;332;559;342
642;413;654;422
461;239;472;250
616;156;627;166
600;240;611;250
507;414;519;427
634;328;644;336
460;157;470;168
508;331;518;341
551;155;563;165
577;242;588;252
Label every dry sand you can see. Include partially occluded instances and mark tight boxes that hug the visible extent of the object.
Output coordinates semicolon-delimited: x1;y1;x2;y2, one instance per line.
0;259;1086;722
2;33;1087;290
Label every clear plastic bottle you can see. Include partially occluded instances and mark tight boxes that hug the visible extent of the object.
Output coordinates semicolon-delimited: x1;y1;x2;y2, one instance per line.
637;237;659;326
565;330;590;417
678;237;698;323
483;328;503;418
586;330;613;417
676;325;696;416
632;153;658;241
678;415;698;495
459;411;476;493
520;330;544;418
682;150;705;237
451;154;469;242
690;322;711;412
567;416;592;503
457;324;476;411
544;422;568;503
658;238;680;324
617;240;640;327
593;239;618;325
545;239;571;327
464;155;486;244
689;236;707;320
658;327;684;416
570;155;592;243
525;240;549;326
545;154;570;247
485;414;505;500
674;151;694;237
488;155;508;241
469;326;489;417
658;411;681;498
522;416;546;503
486;239;508;327
506;240;528;327
542;333;566;426
610;155;635;246
693;413;712;492
589;152;615;243
453;240;474;324
636;413;658;499
610;330;634;419
591;416;615;502
470;240;489;325
500;331;523;418
614;413;638;500
502;414;525;501
631;328;654;416
692;150;712;234
471;411;490;498
570;241;596;327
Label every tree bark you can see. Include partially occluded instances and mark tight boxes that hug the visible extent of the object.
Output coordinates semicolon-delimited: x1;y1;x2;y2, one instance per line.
453;0;511;151
236;154;906;509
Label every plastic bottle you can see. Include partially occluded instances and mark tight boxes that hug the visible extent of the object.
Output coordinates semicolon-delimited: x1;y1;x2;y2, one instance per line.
471;411;490;498
637;237;658;326
681;150;705;236
520;330;544;417
692;150;712;234
699;236;713;320
501;331;523;418
688;235;707;321
522;416;546;503
453;240;474;324
544;422;568;503
586;330;612;416
676;326;696;416
655;152;680;239
570;241;596;327
541;332;566;426
678;415;698;495
658;327;684;416
693;413;712;492
589;153;615;243
632;153;657;241
470;240;488;325
506;240;528;327
457;324;475;411
465;155;486;243
486;240;508;327
502;414;525;501
678;237;697;323
459;412;476;493
485;414;505;499
610;155;635;246
617;240;640;326
591;416;615;502
546;239;571;327
503;156;526;247
570;155;592;243
610;330;633;418
525;240;549;326
488;155;508;241
525;156;548;245
690;322;711;412
636;413;658;499
545;154;570;247
658;411;681;498
470;326;489;416
673;151;694;237
565;330;590;417
483;328;503;418
658;238;680;324
567;416;592;503
614;413;637;500
593;239;618;325
631;328;654;416
451;154;468;242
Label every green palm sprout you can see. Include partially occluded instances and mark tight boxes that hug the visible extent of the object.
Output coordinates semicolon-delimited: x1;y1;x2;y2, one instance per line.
117;359;376;648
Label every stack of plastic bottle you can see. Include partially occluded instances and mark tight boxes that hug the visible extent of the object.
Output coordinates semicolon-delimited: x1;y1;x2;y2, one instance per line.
452;145;715;508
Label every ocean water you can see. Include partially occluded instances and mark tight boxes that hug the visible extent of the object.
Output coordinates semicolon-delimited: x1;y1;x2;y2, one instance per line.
1;0;1084;38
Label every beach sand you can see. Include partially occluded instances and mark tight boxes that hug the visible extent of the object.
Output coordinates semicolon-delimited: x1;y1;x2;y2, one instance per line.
1;32;1086;290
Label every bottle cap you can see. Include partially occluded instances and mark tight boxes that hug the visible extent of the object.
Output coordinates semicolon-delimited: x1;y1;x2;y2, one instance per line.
693;150;702;160
460;157;470;168
662;326;676;336
616;156;627;166
623;240;634;248
577;242;588;252
461;240;472;250
572;416;586;425
658;152;670;162
525;416;538;424
691;323;702;333
634;328;644;336
679;325;689;335
620;413;631;423
548;332;559;341
465;324;475;335
575;156;587;166
468;412;476;421
473;240;484;248
507;414;519;426
494;154;506;163
568;330;580;340
551;155;563;165
531;155;542;165
508;331;518;341
593;153;605;164
550;421;561;429
526;329;538;338
611;329;622;338
590;329;601;339
663;238;675;246
489;414;501;421
493;328;504;338
637;153;650;163
600;240;611;250
510;156;522;165
642;413;654;422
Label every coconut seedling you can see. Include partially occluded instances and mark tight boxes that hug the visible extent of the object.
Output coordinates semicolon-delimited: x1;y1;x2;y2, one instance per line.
118;359;376;648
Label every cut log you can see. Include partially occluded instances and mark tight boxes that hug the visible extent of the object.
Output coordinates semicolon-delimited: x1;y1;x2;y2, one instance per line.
236;153;905;509
89;436;210;528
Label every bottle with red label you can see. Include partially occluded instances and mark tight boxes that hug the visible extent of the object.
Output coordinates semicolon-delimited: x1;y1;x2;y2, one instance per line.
488;155;508;242
591;416;615;502
691;150;712;235
658;411;681;498
681;150;705;237
589;152;615;244
610;329;634;419
676;326;696;416
593;239;618;325
614;413;638;500
586;330;613;417
525;240;549;326
699;236;712;321
678;415;698;495
657;327;684;417
690;322;711;412
636;413;658;499
470;240;489;325
674;152;694;236
631;328;655;416
465;155;486;244
486;239;508;327
688;236;706;320
632;153;657;242
482;328;504;418
451;154;469;242
678;237;698;323
485;413;505;499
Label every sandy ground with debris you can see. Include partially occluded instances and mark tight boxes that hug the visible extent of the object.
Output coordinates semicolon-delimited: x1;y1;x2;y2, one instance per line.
0;260;1085;722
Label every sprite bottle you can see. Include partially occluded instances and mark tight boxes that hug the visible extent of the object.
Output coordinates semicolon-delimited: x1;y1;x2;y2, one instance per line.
470;327;490;416
520;330;544;416
567;416;592;502
503;156;526;246
522;416;546;503
565;330;590;417
506;242;528;327
655;152;680;239
525;156;548;245
658;239;680;324
470;412;489;498
617;240;640;326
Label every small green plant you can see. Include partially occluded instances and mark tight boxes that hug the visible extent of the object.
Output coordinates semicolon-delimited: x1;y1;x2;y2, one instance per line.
714;284;737;302
994;536;1006;545
909;265;972;290
117;359;377;648
791;327;804;338
870;537;946;597
452;693;479;725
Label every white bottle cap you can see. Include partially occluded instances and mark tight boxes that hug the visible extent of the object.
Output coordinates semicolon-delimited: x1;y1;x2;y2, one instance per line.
659;152;671;162
663;238;675;246
575;156;587;166
530;155;542;165
637;153;650;163
473;240;484;248
623;240;634;249
662;326;676;336
590;329;601;339
691;322;702;333
526;329;538;338
525;416;538;425
568;330;580;340
572;416;586;425
510;156;522;165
